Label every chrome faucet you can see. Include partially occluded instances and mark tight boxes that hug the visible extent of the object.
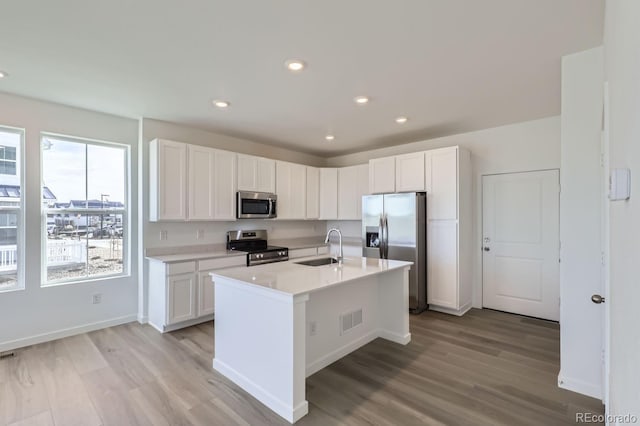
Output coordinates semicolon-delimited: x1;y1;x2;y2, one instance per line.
324;228;343;266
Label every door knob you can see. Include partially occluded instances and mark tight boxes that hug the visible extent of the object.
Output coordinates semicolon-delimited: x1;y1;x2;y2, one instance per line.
483;247;490;252
591;294;605;304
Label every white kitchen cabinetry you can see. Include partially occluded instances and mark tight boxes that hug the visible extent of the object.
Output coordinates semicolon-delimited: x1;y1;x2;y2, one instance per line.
369;157;396;194
150;139;236;221
276;161;307;220
319;168;338;220
306;167;320;219
188;145;236;221
149;139;188;221
148;256;246;332
395;152;425;192
429;147;458;220
237;154;276;193
168;273;197;324
426;146;472;316
338;164;369;220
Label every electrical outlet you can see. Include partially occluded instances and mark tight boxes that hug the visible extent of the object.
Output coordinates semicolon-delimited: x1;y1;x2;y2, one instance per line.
196;229;205;240
92;294;102;304
309;321;317;336
159;230;168;241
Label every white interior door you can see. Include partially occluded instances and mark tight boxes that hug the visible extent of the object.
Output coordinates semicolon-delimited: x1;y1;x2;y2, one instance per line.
482;170;560;321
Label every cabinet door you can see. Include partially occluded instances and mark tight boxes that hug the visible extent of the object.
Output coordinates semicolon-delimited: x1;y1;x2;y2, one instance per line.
167;273;196;325
395;152;425;192
197;271;215;317
188;144;215;220
237;154;275;193
237;154;258;191
150;139;187;221
430;148;458;220
276;161;292;219
306;167;320;219
369;157;396;194
213;149;236;220
356;164;369;218
256;157;276;193
319;168;338;219
427;220;458;309
338;166;358;219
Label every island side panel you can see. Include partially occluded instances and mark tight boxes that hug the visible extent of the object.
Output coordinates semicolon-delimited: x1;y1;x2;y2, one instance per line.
212;276;309;423
305;274;383;377
377;266;411;344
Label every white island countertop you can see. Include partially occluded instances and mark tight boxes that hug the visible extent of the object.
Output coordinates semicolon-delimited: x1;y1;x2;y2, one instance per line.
211;256;412;296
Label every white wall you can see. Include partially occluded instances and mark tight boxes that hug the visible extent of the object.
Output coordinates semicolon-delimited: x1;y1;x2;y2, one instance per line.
326;116;561;308
0;92;139;351
139;118;327;321
558;47;604;399
604;0;640;418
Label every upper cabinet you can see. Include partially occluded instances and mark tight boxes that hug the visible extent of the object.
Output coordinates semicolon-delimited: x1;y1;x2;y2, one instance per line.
150;139;236;222
188;145;236;221
237;154;276;193
319;168;338;220
395;152;425;192
429;147;458;220
306;167;320;220
275;161;307;220
369;157;396;194
150;139;188;221
338;164;369;220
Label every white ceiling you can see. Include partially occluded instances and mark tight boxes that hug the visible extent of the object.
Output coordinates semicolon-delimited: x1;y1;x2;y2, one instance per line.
0;1;603;156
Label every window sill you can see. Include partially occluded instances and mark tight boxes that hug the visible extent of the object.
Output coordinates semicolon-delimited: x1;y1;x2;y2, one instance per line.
41;272;131;288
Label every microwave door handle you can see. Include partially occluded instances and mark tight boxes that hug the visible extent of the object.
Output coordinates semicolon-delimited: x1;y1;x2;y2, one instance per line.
269;199;274;216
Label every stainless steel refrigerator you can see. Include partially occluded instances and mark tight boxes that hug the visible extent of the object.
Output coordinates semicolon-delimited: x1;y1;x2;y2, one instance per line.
362;192;427;313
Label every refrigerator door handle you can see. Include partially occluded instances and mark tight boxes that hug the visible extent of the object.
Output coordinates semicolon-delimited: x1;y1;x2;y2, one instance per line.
383;215;389;259
378;216;385;259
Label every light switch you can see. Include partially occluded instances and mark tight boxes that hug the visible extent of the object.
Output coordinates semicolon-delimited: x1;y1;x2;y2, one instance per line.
610;168;631;201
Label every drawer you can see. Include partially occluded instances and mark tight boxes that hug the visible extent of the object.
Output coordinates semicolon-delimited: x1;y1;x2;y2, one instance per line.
198;255;246;271
289;247;318;259
166;261;196;275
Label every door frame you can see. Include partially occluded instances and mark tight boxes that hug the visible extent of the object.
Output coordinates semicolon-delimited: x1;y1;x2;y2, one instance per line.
602;81;611;408
480;168;561;314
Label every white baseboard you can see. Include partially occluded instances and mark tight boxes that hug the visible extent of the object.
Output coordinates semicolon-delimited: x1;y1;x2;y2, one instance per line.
0;314;137;353
137;314;148;324
429;301;472;316
558;373;603;400
213;358;308;423
378;330;411;345
148;315;214;334
306;330;379;377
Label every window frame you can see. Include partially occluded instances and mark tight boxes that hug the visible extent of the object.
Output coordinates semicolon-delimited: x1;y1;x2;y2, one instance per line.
40;132;130;287
0;125;25;293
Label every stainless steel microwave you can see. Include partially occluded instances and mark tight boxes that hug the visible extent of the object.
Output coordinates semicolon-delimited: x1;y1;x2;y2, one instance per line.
236;191;277;219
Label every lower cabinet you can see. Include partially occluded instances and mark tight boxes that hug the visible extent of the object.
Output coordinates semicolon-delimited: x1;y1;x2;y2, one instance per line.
148;256;245;332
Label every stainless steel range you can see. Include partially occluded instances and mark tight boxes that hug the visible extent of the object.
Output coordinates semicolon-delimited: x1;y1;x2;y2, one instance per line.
226;230;289;266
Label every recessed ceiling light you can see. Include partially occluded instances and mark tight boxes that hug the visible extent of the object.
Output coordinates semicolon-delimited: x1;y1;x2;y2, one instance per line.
354;96;369;105
285;59;306;72
395;116;408;124
0;71;8;79
212;100;230;108
325;135;335;141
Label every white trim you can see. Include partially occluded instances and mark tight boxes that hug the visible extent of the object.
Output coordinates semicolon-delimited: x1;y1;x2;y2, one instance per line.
0;314;136;353
558;373;603;400
429;301;472;316
213;358;309;424
377;330;412;345
306;330;379;377
137;314;148;324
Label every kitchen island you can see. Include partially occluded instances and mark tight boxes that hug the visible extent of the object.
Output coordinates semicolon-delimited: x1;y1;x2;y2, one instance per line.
210;256;412;423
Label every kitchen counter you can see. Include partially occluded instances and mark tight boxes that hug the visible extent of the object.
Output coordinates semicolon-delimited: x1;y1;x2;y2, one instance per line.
144;237;329;263
211;255;411;423
211;256;411;296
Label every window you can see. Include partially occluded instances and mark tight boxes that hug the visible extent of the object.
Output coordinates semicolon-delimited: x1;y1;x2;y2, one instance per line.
42;134;128;285
0;127;23;292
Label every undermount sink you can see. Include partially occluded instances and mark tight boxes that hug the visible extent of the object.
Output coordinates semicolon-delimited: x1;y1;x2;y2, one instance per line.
295;257;339;267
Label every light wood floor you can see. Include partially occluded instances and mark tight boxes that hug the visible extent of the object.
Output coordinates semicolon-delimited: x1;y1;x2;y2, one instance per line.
0;309;603;426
